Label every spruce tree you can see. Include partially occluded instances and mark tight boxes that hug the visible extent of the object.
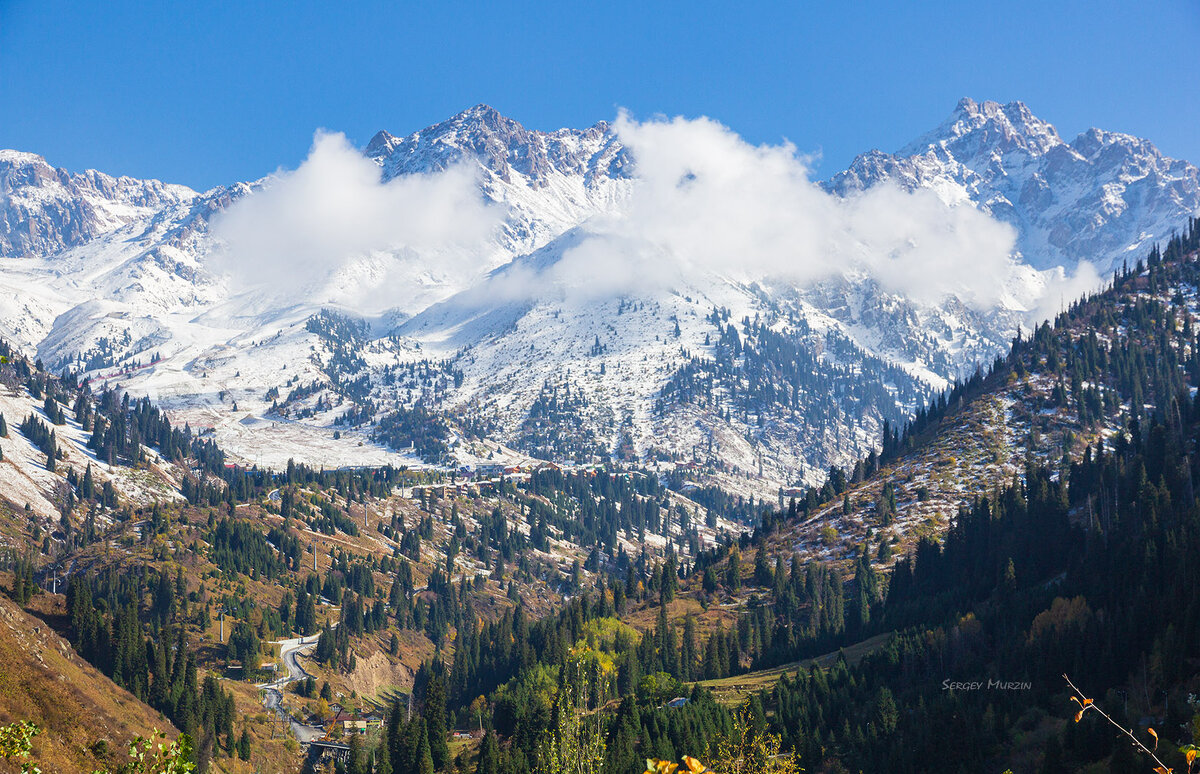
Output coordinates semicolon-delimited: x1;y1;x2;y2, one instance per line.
475;731;499;774
422;676;450;771
414;721;435;774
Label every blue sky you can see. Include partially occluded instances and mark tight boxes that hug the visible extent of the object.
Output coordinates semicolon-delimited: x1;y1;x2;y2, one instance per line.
1;0;1197;190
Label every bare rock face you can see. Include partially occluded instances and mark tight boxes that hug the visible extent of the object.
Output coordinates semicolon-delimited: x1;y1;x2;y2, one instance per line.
366;103;629;186
0;150;198;258
365;104;631;256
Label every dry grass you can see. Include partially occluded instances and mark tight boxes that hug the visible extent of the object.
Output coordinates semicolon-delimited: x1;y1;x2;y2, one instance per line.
696;631;894;706
0;594;176;774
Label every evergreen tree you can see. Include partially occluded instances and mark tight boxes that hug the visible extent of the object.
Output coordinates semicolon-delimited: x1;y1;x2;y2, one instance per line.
475;730;500;774
422;676;449;771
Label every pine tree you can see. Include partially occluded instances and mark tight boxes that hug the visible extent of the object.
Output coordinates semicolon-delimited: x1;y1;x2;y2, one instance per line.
680;614;698;681
347;732;367;774
725;548;741;591
422;676;449;771
414;721;435;774
476;730;500;774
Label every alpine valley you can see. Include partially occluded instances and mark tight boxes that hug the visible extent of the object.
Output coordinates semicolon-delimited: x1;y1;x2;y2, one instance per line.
1;98;1200;774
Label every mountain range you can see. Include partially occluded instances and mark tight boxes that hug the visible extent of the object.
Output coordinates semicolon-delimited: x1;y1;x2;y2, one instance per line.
0;99;1197;487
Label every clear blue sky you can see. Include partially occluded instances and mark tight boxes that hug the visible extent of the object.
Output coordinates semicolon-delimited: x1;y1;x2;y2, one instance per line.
2;0;1197;191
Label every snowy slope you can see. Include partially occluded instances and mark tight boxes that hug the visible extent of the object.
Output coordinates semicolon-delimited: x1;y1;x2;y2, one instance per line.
0;100;1195;483
825;98;1200;273
366;104;631;261
0;150;198;258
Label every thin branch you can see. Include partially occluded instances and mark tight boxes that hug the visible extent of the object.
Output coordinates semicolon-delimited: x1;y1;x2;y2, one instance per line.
1064;674;1172;772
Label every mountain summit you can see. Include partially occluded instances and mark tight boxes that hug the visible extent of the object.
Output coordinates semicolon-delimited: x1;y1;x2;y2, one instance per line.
899;98;1063;157
826;98;1200;271
365;103;627;186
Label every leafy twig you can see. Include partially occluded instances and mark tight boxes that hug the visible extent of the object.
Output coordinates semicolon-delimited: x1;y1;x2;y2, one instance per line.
1064;674;1174;773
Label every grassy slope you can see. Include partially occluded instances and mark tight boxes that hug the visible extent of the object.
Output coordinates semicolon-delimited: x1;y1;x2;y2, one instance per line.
695;631;894;706
0;591;176;774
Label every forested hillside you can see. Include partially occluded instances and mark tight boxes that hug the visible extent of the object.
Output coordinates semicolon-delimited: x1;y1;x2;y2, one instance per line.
373;219;1200;774
2;220;1200;773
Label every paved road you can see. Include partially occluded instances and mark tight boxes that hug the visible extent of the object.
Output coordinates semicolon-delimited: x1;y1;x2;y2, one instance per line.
259;633;325;743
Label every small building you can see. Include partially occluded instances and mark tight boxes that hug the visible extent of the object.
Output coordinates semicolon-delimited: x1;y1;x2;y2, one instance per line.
667;697;690;708
308;740;351;765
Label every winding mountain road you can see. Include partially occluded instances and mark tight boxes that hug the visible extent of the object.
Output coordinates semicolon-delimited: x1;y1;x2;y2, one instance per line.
259;633;325;743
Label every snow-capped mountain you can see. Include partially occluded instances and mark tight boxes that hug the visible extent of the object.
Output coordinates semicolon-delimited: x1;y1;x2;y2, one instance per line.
365;104;632;259
826;98;1200;273
0;100;1195;485
0;149;199;258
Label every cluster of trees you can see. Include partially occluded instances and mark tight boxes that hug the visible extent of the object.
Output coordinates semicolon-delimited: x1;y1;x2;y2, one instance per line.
373;404;452;463
525;469;669;552
66;573;236;771
370;676;450;774
5;555;36;605
19;413;59;470
658;308;921;446
208;518;287;579
518;379;610;463
184;452;411;511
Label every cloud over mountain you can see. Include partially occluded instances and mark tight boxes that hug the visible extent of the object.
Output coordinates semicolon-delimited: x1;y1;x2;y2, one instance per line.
534;111;1088;313
210;130;503;301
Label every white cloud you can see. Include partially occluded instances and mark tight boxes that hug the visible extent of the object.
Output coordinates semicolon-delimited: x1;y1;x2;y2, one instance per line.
210;130;501;307
210;117;1100;324
1030;260;1106;322
545;111;1030;311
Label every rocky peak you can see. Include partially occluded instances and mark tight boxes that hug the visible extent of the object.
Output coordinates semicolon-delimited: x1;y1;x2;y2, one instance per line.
0;150;196;258
900;97;1063;159
365;105;624;189
826;99;1200;273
